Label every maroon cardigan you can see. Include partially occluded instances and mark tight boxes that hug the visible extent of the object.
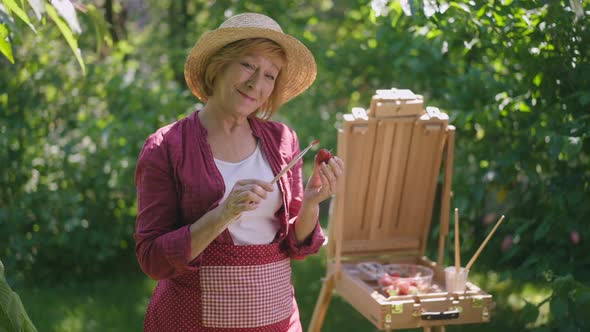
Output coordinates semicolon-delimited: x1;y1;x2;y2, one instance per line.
134;111;324;280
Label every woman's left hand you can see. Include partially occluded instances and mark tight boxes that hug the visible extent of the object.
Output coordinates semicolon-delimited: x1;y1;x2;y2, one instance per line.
302;156;344;206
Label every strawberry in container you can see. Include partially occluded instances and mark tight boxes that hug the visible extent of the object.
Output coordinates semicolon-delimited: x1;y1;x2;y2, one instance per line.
377;264;434;297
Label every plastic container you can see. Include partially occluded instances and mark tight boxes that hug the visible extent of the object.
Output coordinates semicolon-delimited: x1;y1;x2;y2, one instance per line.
378;264;434;296
445;266;469;293
356;262;385;281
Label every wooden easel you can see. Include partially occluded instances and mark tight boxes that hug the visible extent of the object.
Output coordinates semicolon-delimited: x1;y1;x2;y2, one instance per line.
307;89;474;331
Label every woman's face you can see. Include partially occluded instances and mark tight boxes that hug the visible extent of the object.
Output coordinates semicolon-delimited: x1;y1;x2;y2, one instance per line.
212;52;281;116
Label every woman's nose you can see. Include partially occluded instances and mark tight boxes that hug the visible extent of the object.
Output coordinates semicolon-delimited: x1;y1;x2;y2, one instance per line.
246;72;260;89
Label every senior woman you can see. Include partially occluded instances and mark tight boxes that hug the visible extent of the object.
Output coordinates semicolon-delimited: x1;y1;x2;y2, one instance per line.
134;13;344;331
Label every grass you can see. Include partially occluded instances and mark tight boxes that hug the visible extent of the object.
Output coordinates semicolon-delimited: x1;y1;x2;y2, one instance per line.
14;247;551;332
16;269;156;332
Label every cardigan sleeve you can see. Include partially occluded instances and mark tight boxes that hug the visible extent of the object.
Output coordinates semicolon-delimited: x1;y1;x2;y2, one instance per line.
134;134;200;280
283;128;325;259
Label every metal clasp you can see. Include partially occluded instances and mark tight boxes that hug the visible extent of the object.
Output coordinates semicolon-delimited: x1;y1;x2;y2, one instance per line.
472;297;484;308
412;303;422;317
384;313;392;329
391;303;404;314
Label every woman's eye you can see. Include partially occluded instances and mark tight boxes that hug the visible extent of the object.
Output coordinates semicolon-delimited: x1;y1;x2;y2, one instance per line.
265;74;276;81
241;62;255;70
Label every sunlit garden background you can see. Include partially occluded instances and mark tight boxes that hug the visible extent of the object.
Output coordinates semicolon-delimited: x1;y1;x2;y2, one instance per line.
1;0;589;331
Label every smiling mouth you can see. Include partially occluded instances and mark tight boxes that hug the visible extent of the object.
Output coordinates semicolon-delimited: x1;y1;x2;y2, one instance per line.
237;90;256;102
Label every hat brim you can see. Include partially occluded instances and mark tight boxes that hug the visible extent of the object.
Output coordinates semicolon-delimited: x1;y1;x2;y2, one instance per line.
184;27;317;104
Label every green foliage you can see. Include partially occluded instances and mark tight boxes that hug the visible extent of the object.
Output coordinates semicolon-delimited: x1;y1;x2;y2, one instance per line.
400;0;590;282
0;17;194;283
0;0;91;72
541;275;590;330
519;274;590;331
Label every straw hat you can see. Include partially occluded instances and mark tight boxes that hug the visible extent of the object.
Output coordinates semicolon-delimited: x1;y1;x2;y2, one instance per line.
184;13;317;104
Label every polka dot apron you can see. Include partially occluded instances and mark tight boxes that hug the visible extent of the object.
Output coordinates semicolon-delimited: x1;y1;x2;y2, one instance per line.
143;240;299;331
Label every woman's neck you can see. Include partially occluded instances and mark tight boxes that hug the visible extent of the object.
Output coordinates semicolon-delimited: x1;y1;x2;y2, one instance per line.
200;105;250;136
200;104;257;162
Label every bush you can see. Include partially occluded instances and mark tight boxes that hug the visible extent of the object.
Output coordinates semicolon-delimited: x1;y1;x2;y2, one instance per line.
525;274;590;331
0;24;194;283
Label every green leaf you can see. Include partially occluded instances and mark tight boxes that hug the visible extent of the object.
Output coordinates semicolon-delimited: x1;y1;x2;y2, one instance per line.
492;12;505;26
45;2;85;75
520;301;540;324
86;4;112;53
573;289;590;317
449;2;470;14
26;0;44;20
518;102;531;112
0;23;14;63
533;220;551;241
549;136;564;159
575;290;590;305
533;73;543;87
475;3;487;19
0;3;17;31
2;0;36;32
550;297;568;321
50;0;81;34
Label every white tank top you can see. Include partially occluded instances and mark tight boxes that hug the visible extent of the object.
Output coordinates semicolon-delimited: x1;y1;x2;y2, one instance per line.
214;143;282;245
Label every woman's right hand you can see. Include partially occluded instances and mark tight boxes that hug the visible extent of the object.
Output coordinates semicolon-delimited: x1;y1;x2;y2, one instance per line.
219;179;274;221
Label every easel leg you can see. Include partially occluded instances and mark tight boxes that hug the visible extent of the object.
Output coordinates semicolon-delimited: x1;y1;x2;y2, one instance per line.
424;326;446;332
307;274;335;332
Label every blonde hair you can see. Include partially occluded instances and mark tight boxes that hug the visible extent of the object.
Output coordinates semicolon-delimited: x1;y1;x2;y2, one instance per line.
203;38;287;119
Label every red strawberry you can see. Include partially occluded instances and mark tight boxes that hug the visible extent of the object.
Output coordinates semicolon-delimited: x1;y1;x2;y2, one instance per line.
396;280;410;295
315;149;333;165
378;274;394;287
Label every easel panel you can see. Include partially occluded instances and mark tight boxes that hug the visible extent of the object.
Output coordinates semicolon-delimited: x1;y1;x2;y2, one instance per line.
379;120;415;239
340;120;378;241
394;120;446;242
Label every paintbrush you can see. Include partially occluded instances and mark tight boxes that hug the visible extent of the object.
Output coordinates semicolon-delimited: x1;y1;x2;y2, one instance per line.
271;139;319;185
465;215;506;270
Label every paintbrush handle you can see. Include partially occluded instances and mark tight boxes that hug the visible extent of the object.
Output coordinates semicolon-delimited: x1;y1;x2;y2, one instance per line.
455;208;460;272
271;142;316;185
465;215;505;270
